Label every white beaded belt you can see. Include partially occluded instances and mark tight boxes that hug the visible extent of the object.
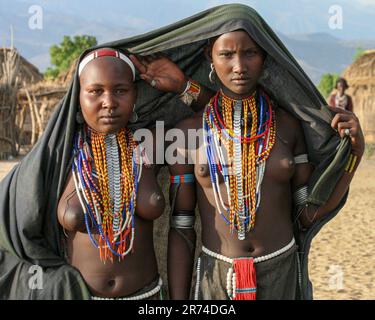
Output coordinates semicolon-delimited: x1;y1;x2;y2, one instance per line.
92;277;163;300
194;238;296;300
202;238;296;264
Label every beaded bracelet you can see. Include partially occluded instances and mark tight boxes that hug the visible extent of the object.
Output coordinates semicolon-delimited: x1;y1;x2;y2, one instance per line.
170;174;195;184
345;154;358;173
179;79;201;107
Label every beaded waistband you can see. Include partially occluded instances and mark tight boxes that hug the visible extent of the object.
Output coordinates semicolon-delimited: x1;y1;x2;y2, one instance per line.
91;277;163;300
195;238;296;300
202;237;296;264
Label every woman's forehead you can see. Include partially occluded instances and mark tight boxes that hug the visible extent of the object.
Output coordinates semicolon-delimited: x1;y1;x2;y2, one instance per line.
214;30;257;48
80;57;134;84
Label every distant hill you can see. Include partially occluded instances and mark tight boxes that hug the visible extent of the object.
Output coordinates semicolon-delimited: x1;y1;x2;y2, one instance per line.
0;0;140;71
280;33;375;83
7;30;375;85
1;0;375;84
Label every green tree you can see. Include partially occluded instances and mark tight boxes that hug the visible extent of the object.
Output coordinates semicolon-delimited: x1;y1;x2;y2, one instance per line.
353;47;366;61
44;35;97;79
318;73;339;99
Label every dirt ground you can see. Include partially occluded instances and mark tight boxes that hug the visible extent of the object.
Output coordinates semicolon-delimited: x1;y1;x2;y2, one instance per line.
1;155;374;300
0;159;19;182
308;157;375;300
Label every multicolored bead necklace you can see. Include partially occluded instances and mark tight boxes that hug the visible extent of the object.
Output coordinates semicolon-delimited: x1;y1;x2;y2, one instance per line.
203;89;276;240
72;126;142;262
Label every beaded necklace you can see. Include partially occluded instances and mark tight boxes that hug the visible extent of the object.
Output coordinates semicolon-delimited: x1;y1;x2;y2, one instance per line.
72;126;142;262
203;89;276;240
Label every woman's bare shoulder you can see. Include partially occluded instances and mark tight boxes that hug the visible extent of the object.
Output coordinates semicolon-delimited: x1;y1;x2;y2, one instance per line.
277;107;302;131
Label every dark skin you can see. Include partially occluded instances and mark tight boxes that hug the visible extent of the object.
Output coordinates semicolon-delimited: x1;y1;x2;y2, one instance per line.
129;54;215;112
136;31;365;300
134;31;365;299
209;31;265;99
165;101;310;299
57;56;165;298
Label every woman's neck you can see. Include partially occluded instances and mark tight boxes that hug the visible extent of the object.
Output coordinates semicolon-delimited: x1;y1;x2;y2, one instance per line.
87;125;123;137
220;86;257;101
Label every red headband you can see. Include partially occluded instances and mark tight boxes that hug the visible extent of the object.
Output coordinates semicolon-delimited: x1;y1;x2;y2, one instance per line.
78;49;136;80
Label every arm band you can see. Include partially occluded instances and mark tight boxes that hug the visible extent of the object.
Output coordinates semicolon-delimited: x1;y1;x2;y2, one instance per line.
294;154;309;164
170;174;195;184
294;185;308;207
179;79;201;107
171;210;195;229
345;154;358;173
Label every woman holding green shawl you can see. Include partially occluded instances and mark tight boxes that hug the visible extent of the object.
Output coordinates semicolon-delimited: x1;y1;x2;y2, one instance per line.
131;6;364;300
0;4;364;300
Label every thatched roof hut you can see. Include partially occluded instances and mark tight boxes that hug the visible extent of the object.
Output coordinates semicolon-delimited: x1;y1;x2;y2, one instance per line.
0;48;44;159
0;48;43;84
343;50;375;143
13;56;79;149
17;81;68;145
1;47;74;156
16;68;73;148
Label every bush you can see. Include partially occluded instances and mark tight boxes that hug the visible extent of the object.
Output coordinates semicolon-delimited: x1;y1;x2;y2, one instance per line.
353;47;366;62
318;73;339;99
44;35;97;79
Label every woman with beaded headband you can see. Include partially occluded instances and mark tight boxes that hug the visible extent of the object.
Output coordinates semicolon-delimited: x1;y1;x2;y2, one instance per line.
55;47;175;300
131;13;365;300
58;46;203;300
0;44;191;299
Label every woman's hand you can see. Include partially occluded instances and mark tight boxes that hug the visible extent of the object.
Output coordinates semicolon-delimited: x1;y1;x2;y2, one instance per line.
130;54;188;94
331;106;365;157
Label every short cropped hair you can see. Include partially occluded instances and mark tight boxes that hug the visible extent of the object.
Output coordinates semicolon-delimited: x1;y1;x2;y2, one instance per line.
335;77;349;90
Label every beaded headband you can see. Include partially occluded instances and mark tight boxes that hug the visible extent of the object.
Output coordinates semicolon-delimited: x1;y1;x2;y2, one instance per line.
78;48;136;80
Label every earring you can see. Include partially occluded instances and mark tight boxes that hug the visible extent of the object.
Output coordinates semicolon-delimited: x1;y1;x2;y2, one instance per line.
209;63;216;84
76;108;84;124
129;104;138;123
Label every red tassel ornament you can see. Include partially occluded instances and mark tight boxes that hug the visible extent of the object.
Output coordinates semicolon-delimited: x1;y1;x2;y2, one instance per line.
232;258;257;300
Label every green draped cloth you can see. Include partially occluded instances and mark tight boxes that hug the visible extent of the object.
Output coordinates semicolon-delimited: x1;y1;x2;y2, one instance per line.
0;4;350;299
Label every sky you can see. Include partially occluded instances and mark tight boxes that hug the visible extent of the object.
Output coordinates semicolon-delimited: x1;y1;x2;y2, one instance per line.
2;0;375;38
0;0;374;72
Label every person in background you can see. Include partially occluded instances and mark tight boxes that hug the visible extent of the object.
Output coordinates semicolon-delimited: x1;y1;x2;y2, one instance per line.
329;77;353;112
